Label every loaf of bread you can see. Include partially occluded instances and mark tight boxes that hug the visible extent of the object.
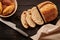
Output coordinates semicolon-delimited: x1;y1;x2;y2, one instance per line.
37;1;58;23
2;0;13;5
26;9;36;28
31;7;44;25
21;1;58;29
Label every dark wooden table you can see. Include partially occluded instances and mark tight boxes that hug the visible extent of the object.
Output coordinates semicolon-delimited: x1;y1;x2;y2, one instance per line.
0;0;60;40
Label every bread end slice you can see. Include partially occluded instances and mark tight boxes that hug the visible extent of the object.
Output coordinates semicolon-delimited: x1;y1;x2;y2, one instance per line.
21;11;29;29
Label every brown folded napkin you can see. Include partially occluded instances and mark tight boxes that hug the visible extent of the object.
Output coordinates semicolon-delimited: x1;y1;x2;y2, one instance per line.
31;19;60;40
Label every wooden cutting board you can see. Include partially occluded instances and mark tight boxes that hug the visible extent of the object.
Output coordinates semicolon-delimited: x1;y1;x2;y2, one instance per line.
0;0;60;40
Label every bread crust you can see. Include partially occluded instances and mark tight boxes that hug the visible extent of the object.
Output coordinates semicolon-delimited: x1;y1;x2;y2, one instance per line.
3;4;15;16
0;2;2;15
37;1;58;23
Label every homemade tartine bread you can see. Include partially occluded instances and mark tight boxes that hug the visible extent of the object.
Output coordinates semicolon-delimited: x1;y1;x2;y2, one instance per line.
37;1;58;23
21;1;58;29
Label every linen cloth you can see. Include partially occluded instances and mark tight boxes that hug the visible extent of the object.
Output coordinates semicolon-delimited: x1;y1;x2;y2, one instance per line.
31;19;60;40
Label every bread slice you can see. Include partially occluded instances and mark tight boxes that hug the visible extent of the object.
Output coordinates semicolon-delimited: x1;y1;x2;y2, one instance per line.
37;1;58;23
31;7;44;25
26;9;36;28
21;11;29;29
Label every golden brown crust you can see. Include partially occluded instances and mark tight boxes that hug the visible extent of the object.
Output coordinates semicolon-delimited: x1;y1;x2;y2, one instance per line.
37;1;54;9
2;0;13;6
31;7;44;25
37;1;58;23
0;2;2;15
3;4;15;16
